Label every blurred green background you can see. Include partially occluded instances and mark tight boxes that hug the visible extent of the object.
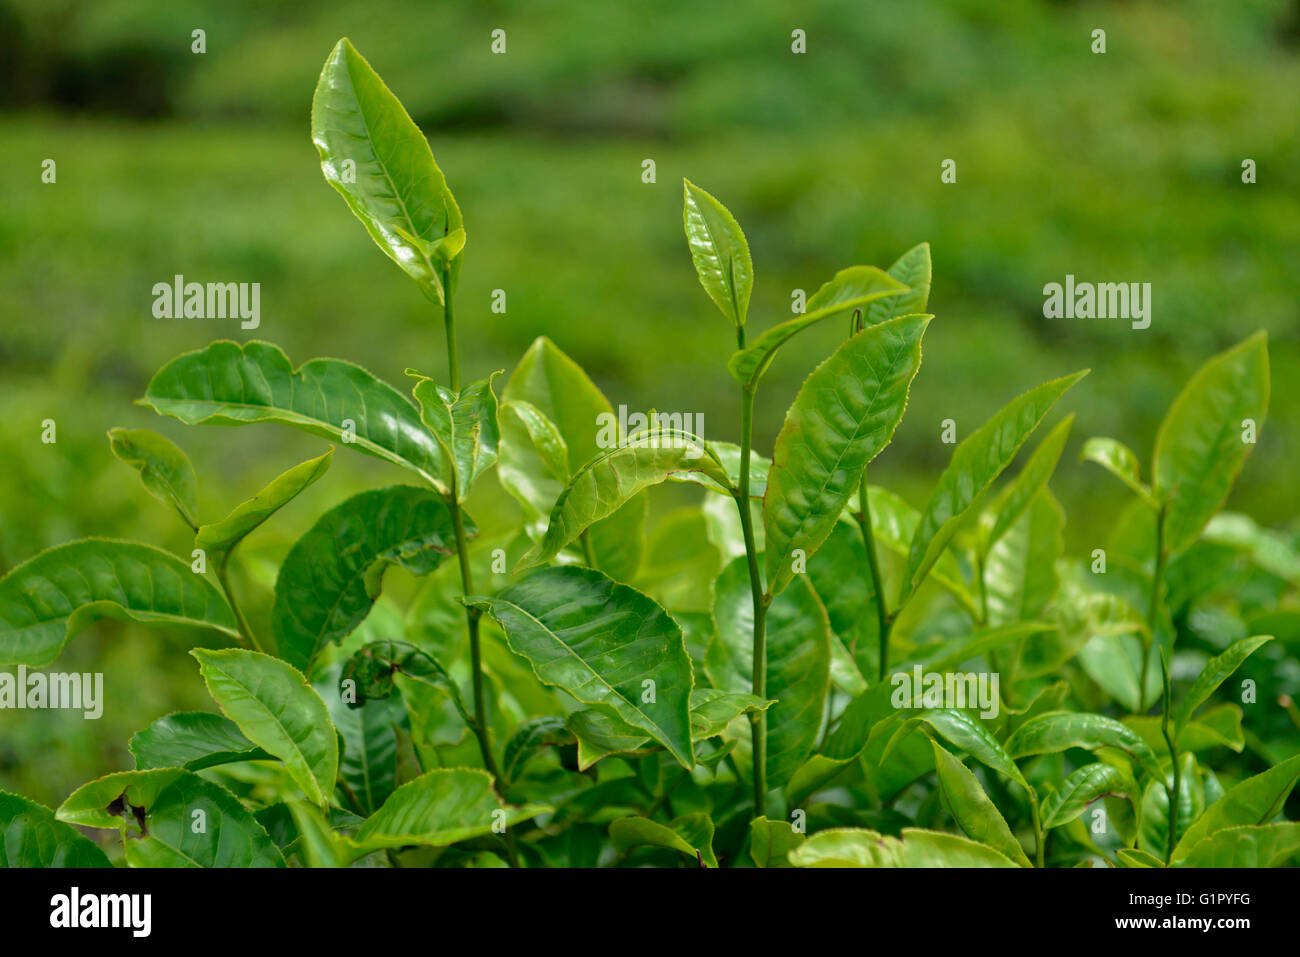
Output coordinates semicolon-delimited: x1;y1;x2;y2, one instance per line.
1;0;1296;806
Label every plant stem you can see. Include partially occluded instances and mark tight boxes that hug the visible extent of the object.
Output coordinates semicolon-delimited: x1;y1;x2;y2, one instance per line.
1030;789;1045;867
736;380;770;818
215;557;265;654
441;262;460;391
1141;506;1167;711
855;472;893;682
1160;652;1180;865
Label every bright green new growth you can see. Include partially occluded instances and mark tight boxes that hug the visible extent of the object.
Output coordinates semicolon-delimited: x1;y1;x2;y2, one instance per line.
0;37;1290;872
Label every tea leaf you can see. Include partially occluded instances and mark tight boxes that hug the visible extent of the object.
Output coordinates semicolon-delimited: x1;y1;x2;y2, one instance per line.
682;179;752;328
408;371;501;501
0;540;238;668
58;769;284;867
764;313;929;599
141;340;448;493
749;817;805;867
1080;436;1156;506
129;711;270;771
903;370;1087;605
324;671;405;817
107;427;199;529
1153;331;1269;555
502;716;573;783
611;812;717;867
312;38;463;303
931;740;1031;866
1039;762;1137;829
727;267;907;386
195;448;333;562
272;486;464;674
355;768;547;850
984;414;1073;550
500;337;645;580
471;566;695;767
1005;711;1162;778
497;400;570;536
192;648;339;809
983;490;1064;626
517;435;729;571
1180;822;1300;868
0;791;113;867
1173;634;1272;734
865;242;932;325
788;826;1018;867
1172;753;1300;861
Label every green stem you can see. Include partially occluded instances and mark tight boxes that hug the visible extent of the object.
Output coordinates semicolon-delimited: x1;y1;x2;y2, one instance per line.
448;489;499;782
215;557;265;654
1030;788;1045;867
736;382;770;818
1141;506;1167;712
1160;652;1180;865
441;262;460;391
855;472;893;682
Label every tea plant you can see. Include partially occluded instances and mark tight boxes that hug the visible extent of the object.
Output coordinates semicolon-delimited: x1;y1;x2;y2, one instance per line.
0;38;1294;869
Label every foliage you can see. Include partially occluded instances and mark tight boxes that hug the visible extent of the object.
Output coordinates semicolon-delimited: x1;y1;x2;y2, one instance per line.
1;37;1295;869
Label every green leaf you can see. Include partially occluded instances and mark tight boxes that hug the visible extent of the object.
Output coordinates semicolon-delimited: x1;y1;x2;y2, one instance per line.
1139;753;1204;858
904;621;1054;675
340;639;473;733
865;242;932;325
689;689;773;740
499;337;644;580
931;739;1031;866
1180;822;1300;868
1153;331;1269;555
1172;753;1300;861
192;648;339;809
611;812;717;867
140;340;448;492
984;415;1074;550
0;539;238;668
195;448;333;562
502;716;573;783
107;427;199;529
710;555;831;786
272;486;464;674
749;817;805;867
984;490;1065;626
669;441;770;498
1116;847;1166;868
567;708;657;770
497;400;570;537
1005;711;1162;778
517;434;729;571
471;566;695;768
0;791;113;867
902;371;1087;604
354;768;547;851
58;769;284;867
789;827;1018;868
764;313;929;598
287;801;356;868
1080;436;1156;506
1173;635;1271;733
888;709;1029;791
408;371;501;500
1039;762;1137;829
682;179;753;328
312;38;463;303
727;266;908;386
322;667;405;817
129;711;271;771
